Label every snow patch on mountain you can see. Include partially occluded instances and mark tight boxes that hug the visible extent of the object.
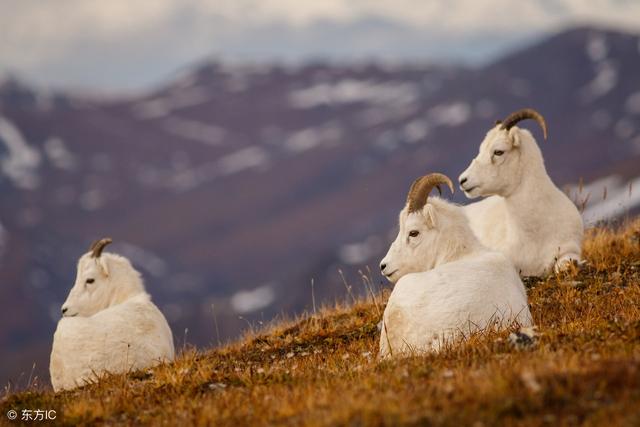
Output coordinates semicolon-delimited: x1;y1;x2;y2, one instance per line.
44;137;76;171
162;117;227;146
574;175;640;226
162;146;270;191
117;242;168;278
586;33;608;62
218;146;269;175
289;79;418;109
581;60;618;102
285;123;343;153
428;102;471;127
356;103;419;127
0;115;41;189
132;87;212;119
579;32;621;103
338;235;383;266
231;284;275;314
402;119;430;143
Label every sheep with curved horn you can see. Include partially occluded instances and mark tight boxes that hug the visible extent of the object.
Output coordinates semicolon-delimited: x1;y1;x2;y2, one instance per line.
458;108;583;276
379;173;532;358
50;238;174;391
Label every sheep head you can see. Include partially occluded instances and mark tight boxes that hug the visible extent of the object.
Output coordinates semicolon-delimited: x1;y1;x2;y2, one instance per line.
458;108;547;199
380;173;460;283
61;238;145;317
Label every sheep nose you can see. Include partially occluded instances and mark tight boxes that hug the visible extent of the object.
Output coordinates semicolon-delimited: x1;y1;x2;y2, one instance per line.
380;263;387;272
61;307;68;315
459;177;468;186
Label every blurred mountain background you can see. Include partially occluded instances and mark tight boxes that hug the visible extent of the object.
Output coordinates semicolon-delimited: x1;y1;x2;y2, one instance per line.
1;1;639;388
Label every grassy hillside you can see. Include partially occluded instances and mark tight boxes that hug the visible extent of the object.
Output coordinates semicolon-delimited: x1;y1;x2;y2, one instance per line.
2;219;640;426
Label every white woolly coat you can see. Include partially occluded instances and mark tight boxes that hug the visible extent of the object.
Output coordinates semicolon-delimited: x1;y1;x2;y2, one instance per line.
379;250;532;358
463;184;583;276
460;128;584;276
50;293;174;391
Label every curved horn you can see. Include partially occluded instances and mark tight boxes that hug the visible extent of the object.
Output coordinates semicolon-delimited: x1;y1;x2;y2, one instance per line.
500;108;547;140
407;173;454;213
90;237;112;258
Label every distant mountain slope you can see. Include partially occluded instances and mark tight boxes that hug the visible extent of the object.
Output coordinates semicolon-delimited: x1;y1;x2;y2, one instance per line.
1;26;639;387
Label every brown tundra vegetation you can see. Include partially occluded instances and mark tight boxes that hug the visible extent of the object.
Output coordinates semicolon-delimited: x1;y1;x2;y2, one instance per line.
2;219;640;426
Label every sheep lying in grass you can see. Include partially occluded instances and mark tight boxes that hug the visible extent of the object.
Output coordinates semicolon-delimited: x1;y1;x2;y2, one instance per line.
458;108;584;276
379;173;532;358
50;238;174;391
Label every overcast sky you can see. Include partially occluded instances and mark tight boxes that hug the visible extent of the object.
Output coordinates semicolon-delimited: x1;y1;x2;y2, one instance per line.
1;0;639;91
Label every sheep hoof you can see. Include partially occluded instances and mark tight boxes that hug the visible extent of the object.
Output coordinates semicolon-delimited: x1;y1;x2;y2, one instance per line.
554;256;584;274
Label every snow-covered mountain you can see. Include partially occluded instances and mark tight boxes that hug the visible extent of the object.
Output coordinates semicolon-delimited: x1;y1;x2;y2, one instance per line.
1;26;639;387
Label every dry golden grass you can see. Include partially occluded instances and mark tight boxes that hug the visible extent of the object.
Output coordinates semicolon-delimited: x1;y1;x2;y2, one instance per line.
2;219;640;426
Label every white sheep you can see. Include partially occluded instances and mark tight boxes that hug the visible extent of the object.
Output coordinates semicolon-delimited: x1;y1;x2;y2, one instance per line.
458;108;584;276
379;173;532;358
50;238;174;391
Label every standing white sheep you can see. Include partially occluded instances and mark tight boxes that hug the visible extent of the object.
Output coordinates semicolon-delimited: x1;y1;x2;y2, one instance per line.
50;238;174;391
458;108;584;276
379;173;532;358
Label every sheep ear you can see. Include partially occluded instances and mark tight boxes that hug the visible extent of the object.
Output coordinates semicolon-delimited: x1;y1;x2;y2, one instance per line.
422;204;437;229
97;257;110;278
508;127;521;147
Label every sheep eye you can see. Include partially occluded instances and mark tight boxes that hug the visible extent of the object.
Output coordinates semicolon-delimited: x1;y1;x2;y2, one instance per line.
86;278;95;284
409;230;420;238
493;150;505;156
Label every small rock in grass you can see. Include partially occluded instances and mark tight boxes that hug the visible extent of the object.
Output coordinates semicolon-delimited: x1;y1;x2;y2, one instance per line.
509;327;537;350
130;370;153;381
441;369;454;379
566;280;583;287
208;382;227;391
